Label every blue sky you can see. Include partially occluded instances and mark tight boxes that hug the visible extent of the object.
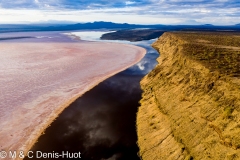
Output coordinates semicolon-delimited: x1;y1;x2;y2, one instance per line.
0;0;240;25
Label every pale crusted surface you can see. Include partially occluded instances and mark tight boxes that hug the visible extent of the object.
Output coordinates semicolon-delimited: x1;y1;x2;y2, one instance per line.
137;32;240;160
0;42;146;159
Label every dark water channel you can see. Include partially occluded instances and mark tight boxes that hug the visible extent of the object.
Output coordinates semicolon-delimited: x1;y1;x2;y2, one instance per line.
24;34;159;160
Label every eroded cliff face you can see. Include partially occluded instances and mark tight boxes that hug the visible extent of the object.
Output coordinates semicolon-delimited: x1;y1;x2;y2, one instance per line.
137;32;240;160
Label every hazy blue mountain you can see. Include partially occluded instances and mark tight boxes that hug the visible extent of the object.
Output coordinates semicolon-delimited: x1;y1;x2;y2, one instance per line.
203;24;214;26
1;21;240;33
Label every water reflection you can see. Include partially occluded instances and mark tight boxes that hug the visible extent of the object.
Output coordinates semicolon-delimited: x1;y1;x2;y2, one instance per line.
27;73;142;160
69;31;115;41
25;31;160;160
123;39;159;75
68;31;159;75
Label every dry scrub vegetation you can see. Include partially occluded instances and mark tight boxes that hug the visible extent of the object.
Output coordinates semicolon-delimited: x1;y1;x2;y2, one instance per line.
174;32;240;77
137;32;240;160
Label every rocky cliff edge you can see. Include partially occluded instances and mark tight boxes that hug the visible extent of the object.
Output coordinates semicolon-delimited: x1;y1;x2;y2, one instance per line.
137;32;240;160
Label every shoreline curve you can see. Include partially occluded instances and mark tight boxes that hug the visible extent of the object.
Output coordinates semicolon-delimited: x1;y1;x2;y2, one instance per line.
0;41;146;160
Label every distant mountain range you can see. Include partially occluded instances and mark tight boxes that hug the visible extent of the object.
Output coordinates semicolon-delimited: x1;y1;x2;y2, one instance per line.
0;21;240;33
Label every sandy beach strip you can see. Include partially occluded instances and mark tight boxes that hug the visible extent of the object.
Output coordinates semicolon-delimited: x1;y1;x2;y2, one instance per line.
0;41;146;159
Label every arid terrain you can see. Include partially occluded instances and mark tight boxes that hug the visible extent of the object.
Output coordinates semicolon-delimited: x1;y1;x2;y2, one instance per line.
137;32;240;160
0;41;145;159
100;29;164;41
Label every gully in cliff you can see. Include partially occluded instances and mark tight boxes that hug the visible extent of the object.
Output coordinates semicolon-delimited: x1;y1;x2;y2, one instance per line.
137;31;240;160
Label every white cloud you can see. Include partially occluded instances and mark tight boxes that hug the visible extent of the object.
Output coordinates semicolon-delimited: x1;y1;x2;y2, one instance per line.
0;5;240;25
125;1;136;5
44;4;51;8
0;8;155;24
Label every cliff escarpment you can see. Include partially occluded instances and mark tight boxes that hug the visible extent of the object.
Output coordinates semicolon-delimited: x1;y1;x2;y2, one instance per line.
137;32;240;160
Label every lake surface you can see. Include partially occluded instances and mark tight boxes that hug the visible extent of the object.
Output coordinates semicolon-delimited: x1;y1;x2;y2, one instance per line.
24;31;159;160
69;31;159;75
